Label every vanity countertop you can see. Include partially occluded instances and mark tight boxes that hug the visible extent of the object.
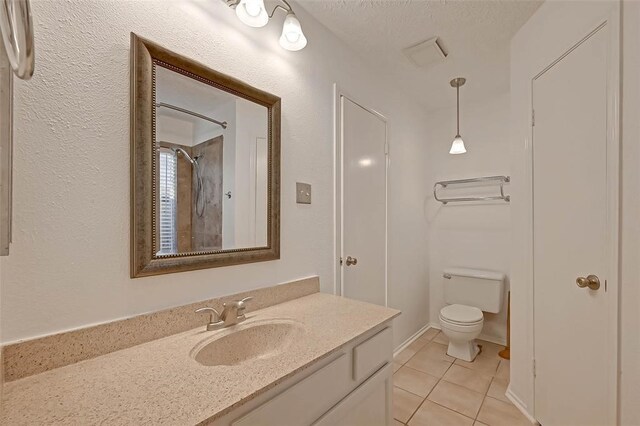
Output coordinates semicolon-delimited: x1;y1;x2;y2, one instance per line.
1;293;400;425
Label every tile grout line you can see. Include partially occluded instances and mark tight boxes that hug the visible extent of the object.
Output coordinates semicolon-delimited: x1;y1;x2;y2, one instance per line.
404;360;454;425
395;331;508;425
411;363;480;425
431;359;478;422
395;330;453;423
473;359;508;423
429;399;477;422
430;380;486;421
393;329;439;424
476;399;488;423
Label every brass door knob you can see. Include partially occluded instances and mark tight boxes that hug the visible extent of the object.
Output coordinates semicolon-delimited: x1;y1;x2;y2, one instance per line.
576;275;600;290
345;256;358;266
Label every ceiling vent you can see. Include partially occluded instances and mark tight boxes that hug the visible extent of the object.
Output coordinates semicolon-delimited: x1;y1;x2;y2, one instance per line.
403;37;448;68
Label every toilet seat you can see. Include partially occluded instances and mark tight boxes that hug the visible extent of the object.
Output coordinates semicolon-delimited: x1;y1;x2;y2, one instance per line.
439;304;483;325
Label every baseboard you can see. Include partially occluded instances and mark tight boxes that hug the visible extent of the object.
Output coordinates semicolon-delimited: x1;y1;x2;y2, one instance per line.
393;323;433;356
506;386;539;425
478;333;507;346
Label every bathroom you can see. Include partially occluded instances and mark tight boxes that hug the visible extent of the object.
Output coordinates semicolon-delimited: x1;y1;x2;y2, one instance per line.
0;0;638;425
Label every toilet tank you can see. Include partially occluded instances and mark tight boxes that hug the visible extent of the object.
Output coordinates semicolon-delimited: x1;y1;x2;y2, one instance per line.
443;268;506;313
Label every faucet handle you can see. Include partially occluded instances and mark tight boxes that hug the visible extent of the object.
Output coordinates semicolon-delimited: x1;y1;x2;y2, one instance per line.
195;307;220;321
236;296;253;315
195;307;223;331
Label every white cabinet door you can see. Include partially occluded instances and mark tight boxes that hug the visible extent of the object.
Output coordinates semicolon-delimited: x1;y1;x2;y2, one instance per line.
232;354;350;426
313;364;392;426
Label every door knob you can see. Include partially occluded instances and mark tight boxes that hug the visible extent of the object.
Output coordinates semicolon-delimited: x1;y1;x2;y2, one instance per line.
576;275;600;290
345;256;358;266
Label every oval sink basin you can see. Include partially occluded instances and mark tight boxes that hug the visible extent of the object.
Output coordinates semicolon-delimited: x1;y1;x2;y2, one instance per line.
193;320;304;367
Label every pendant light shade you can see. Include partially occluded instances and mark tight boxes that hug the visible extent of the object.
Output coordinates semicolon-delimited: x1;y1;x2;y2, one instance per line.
449;77;467;155
235;0;269;28
279;12;307;51
450;135;466;154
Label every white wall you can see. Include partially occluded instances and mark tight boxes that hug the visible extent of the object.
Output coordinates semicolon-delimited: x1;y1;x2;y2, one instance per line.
510;1;640;424
157;114;195;146
0;0;430;347
194;101;233;143
619;1;640;423
425;93;511;344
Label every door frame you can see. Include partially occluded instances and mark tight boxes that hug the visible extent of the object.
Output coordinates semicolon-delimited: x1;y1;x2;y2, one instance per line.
525;5;620;423
333;84;389;305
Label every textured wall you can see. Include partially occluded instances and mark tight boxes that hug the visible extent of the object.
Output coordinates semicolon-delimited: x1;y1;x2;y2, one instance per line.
1;0;430;346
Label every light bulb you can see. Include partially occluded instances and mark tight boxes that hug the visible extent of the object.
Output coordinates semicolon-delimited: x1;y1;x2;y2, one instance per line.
235;0;268;28
279;13;307;51
449;135;467;154
244;0;261;16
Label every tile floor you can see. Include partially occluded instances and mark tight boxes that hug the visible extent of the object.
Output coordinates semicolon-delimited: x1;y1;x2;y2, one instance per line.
392;328;531;426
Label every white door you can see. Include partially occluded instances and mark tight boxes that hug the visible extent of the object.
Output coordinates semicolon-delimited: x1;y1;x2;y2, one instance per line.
532;18;618;426
338;95;387;306
249;136;267;246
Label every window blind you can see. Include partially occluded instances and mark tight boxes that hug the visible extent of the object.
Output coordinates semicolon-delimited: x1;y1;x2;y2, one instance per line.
158;149;177;254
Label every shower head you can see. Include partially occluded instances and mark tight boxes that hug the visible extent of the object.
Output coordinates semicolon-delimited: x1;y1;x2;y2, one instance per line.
170;146;206;217
172;147;196;165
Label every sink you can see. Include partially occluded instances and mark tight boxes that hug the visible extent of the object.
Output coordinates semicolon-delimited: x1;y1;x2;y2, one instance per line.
192;320;304;367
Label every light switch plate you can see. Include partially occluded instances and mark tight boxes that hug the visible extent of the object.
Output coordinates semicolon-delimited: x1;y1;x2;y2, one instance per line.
296;182;311;204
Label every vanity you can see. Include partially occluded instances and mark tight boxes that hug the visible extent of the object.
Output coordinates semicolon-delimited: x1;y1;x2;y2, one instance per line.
209;300;397;426
1;279;400;425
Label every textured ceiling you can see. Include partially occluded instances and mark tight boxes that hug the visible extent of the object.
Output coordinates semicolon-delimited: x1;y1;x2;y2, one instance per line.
297;0;542;110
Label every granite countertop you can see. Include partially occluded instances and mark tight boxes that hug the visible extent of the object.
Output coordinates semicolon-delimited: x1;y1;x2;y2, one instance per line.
1;293;400;425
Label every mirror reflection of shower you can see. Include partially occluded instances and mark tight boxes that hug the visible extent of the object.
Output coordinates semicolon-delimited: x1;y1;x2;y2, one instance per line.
155;64;269;254
172;147;206;218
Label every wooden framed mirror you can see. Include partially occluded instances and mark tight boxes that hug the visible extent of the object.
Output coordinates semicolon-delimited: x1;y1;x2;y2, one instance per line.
130;33;280;277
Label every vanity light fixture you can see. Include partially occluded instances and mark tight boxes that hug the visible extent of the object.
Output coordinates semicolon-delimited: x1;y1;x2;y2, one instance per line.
225;0;307;51
449;77;467;155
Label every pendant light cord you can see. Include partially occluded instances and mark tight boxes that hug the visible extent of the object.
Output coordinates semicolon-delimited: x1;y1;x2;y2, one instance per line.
456;84;460;136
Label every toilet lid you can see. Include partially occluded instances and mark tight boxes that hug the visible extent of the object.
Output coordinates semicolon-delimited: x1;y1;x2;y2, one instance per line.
440;304;483;324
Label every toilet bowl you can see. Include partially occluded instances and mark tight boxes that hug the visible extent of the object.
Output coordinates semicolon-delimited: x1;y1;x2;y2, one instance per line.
439;304;484;362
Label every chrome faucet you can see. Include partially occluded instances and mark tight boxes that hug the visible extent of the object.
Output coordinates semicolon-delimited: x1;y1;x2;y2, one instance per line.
195;296;253;331
220;297;253;326
195;307;223;331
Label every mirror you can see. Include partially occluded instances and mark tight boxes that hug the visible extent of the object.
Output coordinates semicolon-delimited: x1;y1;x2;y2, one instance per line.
131;34;280;277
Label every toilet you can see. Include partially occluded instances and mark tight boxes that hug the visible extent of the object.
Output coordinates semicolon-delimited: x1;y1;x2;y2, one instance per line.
439;268;505;362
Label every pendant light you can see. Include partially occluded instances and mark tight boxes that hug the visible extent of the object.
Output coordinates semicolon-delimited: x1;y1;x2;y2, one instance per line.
449;77;467;155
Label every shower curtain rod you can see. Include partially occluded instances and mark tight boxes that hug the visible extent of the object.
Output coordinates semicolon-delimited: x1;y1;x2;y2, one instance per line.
156;102;228;129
